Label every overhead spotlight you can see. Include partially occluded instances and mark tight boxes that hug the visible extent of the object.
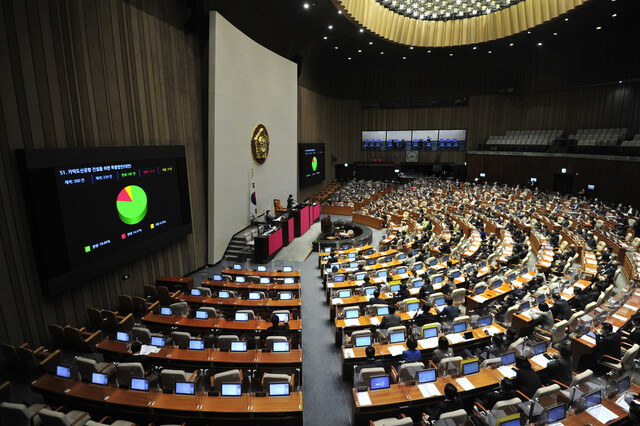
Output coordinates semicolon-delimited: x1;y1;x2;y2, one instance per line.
553;32;557;36
449;53;453;56
402;56;407;59
334;46;339;49
348;57;352;60
509;43;514;46
380;51;384;54
612;13;617;17
328;25;333;29
359;28;364;32
323;36;328;39
357;49;362;52
565;18;568;21
488;50;492;53
409;46;414;49
303;3;310;9
369;41;373;45
338;10;342;14
596;26;602;30
473;46;477;50
427;50;432;53
527;31;531;34
537;42;543;46
619;80;623;84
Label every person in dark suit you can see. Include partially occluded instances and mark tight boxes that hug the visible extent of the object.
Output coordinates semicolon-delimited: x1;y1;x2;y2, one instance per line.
594;322;621;361
438;297;460;321
424;383;465;421
550;293;572;321
512;355;542;399
286;194;295;209
543;343;573;387
414;302;440;326
476;378;517;411
393;283;411;303
266;314;289;335
379;305;402;335
354;345;383;385
569;287;590;311
622;315;640;345
367;289;385;306
265;210;274;226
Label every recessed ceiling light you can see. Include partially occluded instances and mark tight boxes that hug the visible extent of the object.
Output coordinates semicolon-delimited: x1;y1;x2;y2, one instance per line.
527;31;531;34
619;80;623;83
409;46;414;50
369;41;373;45
427;50;432;53
596;26;602;30
537;42;543;46
303;3;310;9
334;46;339;49
338;10;342;14
402;56;407;59
488;50;492;53
380;51;384;54
473;46;477;50
565;18;568;21
348;57;351;60
359;28;364;33
357;49;362;52
328;25;333;30
449;53;453;56
323;36;328;40
509;43;514;46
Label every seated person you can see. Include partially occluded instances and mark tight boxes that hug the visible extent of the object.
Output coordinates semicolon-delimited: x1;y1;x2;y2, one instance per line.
378;305;402;336
354;345;383;385
530;302;554;331
432;336;454;365
593;322;621;362
265;209;274;226
569;287;589;312
622;314;640;345
479;334;506;360
393;283;411;303
543;343;573;387
424;383;465;421
266;314;289;335
402;336;421;364
438;297;459;321
550;293;572;321
512;355;542;399
476;378;517;411
414;302;440;326
368;289;385;306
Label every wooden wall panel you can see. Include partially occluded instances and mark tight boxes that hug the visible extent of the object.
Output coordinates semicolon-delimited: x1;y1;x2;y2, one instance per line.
0;0;205;348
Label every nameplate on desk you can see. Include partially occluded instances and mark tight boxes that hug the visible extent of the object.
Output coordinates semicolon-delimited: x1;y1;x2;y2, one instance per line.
344;348;355;359
418;337;439;349
456;377;475;391
356;391;372;406
581;335;596;345
612;313;628;322
332;298;343;304
370;317;380;326
418;383;441;398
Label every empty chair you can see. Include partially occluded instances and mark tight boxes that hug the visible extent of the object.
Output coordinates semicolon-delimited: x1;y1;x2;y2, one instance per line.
492;397;522;412
131;327;151;345
508;338;525;352
63;327;103;353
348;330;372;345
116;363;146;387
76;357;116;383
566;311;584;335
211;369;242;393
451;288;466;306
198;307;219;318
0;381;10;403
143;285;157;301
235;310;255;320
170;331;193;348
583;301;597;315
397;362;425;383
261;372;294;392
132;297;151;317
48;324;68;349
531;383;561;400
438;409;467;425
118;295;134;316
157;286;176;305
0;401;49;426
39;408;91;426
428;292;445;304
160;369;198;393
451;316;470;328
0;344;25;370
16;345;61;374
101;310;133;333
216;335;239;350
342;306;360;319
358;367;386;388
264;336;287;350
86;308;105;331
369;414;413;426
472;283;487;294
169;302;189;317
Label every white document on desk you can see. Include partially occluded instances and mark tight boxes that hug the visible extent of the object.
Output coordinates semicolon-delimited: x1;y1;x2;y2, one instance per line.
624;303;638;311
531;354;550;368
474;296;488;303
581;335;596;345
522;273;533;280
616;394;630;412
418;337;439;349
356;391;372;406
447;334;465;344
332;298;343;304
484;326;502;336
344;319;361;327
497;366;517;378
343;348;355;359
140;345;161;355
418;383;441;398
356;280;364;286
387;345;405;357
399;273;409;279
495;288;506;294
519;311;532;320
370;317;380;326
586;405;618;424
456;377;475;391
563;287;574;295
612;313;628;322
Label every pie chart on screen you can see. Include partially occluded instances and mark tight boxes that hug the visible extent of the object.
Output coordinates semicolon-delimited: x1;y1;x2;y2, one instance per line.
116;185;148;225
311;156;318;172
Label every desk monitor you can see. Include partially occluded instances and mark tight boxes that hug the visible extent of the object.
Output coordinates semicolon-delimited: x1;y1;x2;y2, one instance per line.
334;275;345;283
547;404;566;423
366;249;374;255
367;259;376;266
91;372;108;386
338;290;351;298
348;252;356;259
235;276;246;283
507;272;517;281
355;335;372;347
461;358;479;376
175;381;195;395
230;341;247;352
280;292;293;300
385;256;392;262
434;297;446;307
221;383;242;397
389;331;405;344
418;368;437;384
397;267;407;274
323;247;332;253
585;390;601;408
588;184;595;190
131;378;149;392
521;266;528;275
496;414;520;426
275;312;289;323
398;253;407;260
534;342;547;355
479;261;487;269
475;286;485;295
284;277;295;284
160;307;172;316
260;277;270;284
213;274;223;281
355;272;367;281
349;261;358;268
407;302;420;312
520;301;530;312
390;284;401;292
345;309;359;319
282;266;293;273
422;324;438;339
342;245;350;250
190;288;201;296
269;382;290;396
257;265;267;272
195;310;209;320
537;294;546;304
413;279;424;288
451;270;461;279
235;312;249;322
233;264;242;270
493;279;502;288
273;341;290;352
370;375;390;391
616;376;630;394
249;292;261;300
477;315;492;327
151;336;165;347
364;287;376;296
378;270;388;278
377;306;389;316
453;322;467;333
466;265;475;274
218;291;230;299
501;351;516;366
56;365;71;378
188;339;205;350
433;275;443;284
116;332;129;342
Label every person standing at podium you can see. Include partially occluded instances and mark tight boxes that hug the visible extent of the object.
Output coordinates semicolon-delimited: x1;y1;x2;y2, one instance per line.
287;194;295;209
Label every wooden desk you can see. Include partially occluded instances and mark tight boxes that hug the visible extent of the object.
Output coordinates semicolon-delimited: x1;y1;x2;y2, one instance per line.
203;280;301;295
32;374;303;425
156;276;194;292
142;313;302;333
352;213;384;230
221;268;301;280
177;294;301;315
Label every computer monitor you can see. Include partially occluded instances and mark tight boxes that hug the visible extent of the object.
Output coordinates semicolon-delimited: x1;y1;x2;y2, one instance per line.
131;378;149;392
377;306;389;316
521;266;528;275
249;292;261;300
429;259;438;266
349;261;358;268
501;351;516;366
364;287;376;296
275;312;289;323
235;312;249;321
345;309;359;319
406;302;419;312
389;331;405;344
390;284;401;292
348;252;356;259
520;301;530;311
479;260;487;268
273;341;290;352
508;272;517;281
188;339;204;350
324;247;332;253
151;336;165;347
230;341;247;352
397;267;407;274
399;253;407;260
213;274;222;281
451;270;461;279
385;256;392;262
233;264;242;270
257;265;267;272
56;365;71;378
175;381;195;395
282;266;293;272
221;383;242;397
534;342;547;355
91;372;108;386
366;249;374;255
334;275;345;283
284;277;295;284
537;294;546;304
546;404;566;423
370;375;390;391
280;292;293;300
461;359;479;376
422;325;438;339
497;417;520;426
475;286;485;295
433;275;443;284
616;376;631;395
585;390;601;408
235;276;246;283
355;335;372;347
493;279;502;288
413;279;423;288
269;382;290;396
338;290;351;298
434;297;446;307
160;307;172;316
355;272;367;281
195;310;209;319
342;245;350;250
260;277;270;284
218;291;230;299
378;270;388;278
116;332;129;342
477;316;492;327
588;184;595;190
367;259;376;266
418;369;437;384
453;322;467;333
190;288;201;296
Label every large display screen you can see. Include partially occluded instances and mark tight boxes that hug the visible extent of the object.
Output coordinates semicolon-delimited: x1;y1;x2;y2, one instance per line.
298;143;325;186
18;146;192;295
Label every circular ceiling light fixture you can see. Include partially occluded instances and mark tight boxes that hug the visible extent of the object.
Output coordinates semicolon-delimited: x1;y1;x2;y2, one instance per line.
374;0;525;22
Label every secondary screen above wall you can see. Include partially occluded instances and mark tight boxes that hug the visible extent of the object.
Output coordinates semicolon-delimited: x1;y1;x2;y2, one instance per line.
361;129;467;151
